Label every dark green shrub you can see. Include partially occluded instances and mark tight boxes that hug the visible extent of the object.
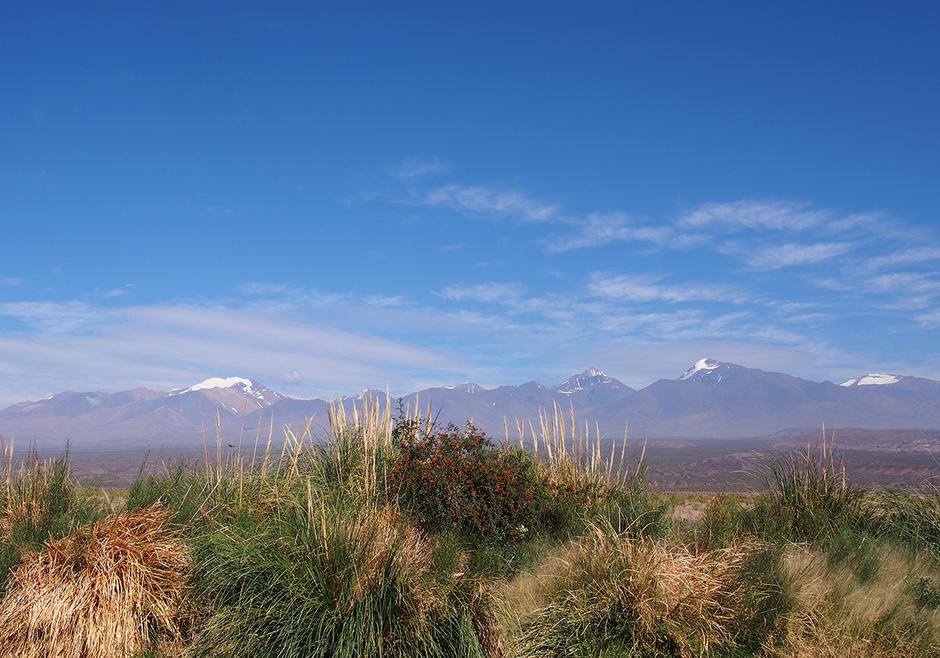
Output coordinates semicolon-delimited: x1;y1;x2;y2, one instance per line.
535;475;600;537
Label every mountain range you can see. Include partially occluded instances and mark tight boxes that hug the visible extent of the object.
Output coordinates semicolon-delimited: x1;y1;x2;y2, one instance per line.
3;359;940;449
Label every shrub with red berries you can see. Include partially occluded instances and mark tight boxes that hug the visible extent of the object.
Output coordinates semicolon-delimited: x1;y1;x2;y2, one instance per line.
388;423;540;540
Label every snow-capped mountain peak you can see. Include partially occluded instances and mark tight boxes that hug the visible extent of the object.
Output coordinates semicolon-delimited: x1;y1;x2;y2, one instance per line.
840;373;902;387
169;376;285;402
554;368;621;395
680;358;722;380
173;376;257;395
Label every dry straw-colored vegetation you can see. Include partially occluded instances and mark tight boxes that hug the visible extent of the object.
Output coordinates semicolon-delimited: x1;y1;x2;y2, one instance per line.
513;523;759;657
0;505;189;658
0;401;936;656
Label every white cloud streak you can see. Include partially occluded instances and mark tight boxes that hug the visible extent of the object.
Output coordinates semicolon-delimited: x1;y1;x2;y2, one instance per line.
678;200;829;231
438;282;525;305
542;213;677;252
392;157;449;181
0;301;107;333
586;273;750;304
745;242;855;269
860;247;940;272
0;300;468;405
421;184;561;223
917;309;940;329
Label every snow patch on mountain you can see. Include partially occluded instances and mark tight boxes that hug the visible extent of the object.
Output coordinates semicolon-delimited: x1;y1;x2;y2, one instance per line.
172;376;266;398
840;373;902;387
680;358;721;380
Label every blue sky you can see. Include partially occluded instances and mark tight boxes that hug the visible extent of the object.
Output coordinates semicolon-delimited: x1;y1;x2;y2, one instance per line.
2;2;940;404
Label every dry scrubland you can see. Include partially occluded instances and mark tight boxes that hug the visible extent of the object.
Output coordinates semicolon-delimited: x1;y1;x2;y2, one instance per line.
0;398;937;657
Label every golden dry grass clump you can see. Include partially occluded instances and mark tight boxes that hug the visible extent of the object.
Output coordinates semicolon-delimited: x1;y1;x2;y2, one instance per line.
515;523;756;657
771;546;940;657
0;504;190;658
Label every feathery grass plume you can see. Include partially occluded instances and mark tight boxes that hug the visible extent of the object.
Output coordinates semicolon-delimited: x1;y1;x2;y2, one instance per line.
0;504;190;658
518;404;668;541
515;521;758;657
528;405;636;490
317;391;427;506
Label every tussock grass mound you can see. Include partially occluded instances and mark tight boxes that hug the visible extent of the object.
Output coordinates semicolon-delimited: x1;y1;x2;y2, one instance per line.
192;502;503;657
753;431;864;543
870;482;940;563
772;545;940;657
0;504;190;658
515;522;761;657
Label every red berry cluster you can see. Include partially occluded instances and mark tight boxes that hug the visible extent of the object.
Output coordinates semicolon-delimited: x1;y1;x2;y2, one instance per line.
546;480;594;510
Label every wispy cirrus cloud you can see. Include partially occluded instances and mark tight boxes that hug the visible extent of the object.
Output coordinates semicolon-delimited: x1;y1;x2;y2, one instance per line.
678;200;830;231
238;281;290;295
0;277;23;288
389;164;938;365
431;275;830;359
593;309;751;336
0;301;107;333
586;273;751;304
420;184;561;223
391;157;449;181
438;282;526;305
362;294;412;308
917;309;940;329
859;246;940;272
868;272;940;295
744;242;856;270
542;213;676;252
96;286;133;299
